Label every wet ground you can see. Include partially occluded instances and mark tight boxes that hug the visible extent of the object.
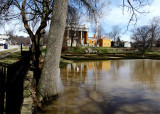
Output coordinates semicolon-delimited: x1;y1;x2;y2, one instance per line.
40;59;160;114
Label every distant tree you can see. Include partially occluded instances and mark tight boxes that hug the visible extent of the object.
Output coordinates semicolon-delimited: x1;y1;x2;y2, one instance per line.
149;17;160;48
0;0;12;24
116;37;123;47
108;25;121;47
7;30;30;45
66;6;80;25
131;25;151;55
89;0;108;39
92;24;105;38
11;36;30;46
106;32;113;38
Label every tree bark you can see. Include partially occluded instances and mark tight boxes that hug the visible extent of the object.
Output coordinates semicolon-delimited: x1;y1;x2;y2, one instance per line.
38;0;68;101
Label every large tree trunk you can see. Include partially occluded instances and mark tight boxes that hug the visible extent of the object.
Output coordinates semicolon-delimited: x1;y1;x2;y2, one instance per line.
38;0;68;102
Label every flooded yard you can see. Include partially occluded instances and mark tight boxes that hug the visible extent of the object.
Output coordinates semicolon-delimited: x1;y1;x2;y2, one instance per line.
41;59;160;114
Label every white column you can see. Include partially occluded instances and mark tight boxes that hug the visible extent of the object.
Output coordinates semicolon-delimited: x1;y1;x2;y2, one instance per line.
81;31;83;44
67;29;69;46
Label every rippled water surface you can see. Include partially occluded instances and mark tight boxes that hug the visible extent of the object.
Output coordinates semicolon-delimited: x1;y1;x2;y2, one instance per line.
42;59;160;114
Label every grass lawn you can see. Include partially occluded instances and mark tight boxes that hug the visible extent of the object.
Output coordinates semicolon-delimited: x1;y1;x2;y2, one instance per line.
0;48;19;56
0;51;21;64
146;50;160;55
63;47;137;54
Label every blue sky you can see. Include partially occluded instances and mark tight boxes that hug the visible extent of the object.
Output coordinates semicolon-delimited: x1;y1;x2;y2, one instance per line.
83;0;160;41
1;0;160;41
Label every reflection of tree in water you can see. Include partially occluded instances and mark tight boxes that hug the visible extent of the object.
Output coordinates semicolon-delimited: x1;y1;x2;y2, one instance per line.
130;60;160;90
110;60;123;81
60;62;88;87
60;61;111;90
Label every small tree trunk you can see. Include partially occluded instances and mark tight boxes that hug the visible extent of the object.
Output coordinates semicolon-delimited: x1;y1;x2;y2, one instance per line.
31;35;43;86
95;18;98;39
38;0;68;102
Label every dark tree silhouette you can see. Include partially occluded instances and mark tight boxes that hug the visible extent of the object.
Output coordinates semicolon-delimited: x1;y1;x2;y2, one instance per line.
131;25;151;55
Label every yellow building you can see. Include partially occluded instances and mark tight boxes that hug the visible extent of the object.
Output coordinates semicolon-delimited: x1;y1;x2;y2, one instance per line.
88;37;96;47
97;37;111;47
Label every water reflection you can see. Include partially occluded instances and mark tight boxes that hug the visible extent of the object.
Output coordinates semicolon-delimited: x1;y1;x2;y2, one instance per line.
59;61;111;91
40;60;160;114
130;59;160;90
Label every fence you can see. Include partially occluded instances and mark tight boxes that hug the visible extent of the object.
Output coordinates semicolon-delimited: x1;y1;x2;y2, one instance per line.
0;51;31;113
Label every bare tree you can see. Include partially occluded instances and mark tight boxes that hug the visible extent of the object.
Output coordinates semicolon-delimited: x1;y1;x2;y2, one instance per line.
106;32;113;38
149;17;160;49
89;0;108;39
66;6;80;25
131;25;151;55
92;24;105;38
109;25;121;47
0;0;13;24
131;16;160;55
0;0;54;86
0;0;12;15
0;0;85;87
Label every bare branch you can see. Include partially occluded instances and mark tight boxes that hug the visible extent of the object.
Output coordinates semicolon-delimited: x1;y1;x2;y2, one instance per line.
121;0;152;33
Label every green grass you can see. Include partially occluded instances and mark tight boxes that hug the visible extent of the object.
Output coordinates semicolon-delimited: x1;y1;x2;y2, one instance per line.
41;46;138;55
0;48;19;56
0;52;21;64
22;46;30;51
66;47;87;54
65;47;133;54
145;50;160;55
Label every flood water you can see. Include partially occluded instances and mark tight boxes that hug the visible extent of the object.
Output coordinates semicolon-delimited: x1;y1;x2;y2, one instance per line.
42;59;160;114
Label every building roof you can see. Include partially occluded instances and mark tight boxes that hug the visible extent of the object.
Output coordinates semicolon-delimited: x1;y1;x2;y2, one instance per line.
66;23;89;31
0;34;10;39
98;37;111;40
88;37;97;40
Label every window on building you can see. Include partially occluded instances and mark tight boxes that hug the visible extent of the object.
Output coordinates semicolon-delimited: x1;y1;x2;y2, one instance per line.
104;43;106;45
